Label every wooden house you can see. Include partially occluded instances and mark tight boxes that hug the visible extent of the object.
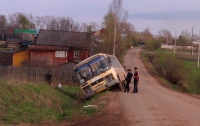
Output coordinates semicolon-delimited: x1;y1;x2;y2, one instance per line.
6;29;37;49
28;29;92;67
0;50;30;66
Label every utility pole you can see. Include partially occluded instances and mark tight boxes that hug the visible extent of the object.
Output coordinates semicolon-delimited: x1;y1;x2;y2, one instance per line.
198;31;200;67
113;22;116;56
166;34;168;50
192;27;193;56
174;32;177;54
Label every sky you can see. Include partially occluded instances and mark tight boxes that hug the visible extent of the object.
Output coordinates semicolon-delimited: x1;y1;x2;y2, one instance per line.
0;0;200;36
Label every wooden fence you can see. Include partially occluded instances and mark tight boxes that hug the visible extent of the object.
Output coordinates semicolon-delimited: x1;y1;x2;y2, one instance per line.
0;63;78;86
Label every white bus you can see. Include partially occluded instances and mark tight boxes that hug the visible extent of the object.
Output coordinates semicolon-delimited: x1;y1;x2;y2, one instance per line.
74;53;127;98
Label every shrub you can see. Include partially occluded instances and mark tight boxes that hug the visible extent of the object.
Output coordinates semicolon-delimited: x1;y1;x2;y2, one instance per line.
145;40;161;51
153;53;186;86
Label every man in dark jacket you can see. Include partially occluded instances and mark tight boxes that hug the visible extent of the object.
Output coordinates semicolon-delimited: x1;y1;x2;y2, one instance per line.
124;69;133;92
44;71;52;86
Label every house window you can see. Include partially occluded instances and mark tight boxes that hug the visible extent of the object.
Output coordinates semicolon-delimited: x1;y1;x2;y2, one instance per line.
55;51;67;58
74;50;79;58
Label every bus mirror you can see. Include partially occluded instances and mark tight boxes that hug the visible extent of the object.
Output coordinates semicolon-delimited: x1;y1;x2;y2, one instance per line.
80;79;85;83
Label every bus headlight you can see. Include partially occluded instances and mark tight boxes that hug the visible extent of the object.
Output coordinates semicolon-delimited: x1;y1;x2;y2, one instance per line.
105;74;114;82
83;86;91;94
107;77;112;82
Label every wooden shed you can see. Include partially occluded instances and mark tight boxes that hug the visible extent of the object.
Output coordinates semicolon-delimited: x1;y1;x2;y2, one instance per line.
0;50;30;66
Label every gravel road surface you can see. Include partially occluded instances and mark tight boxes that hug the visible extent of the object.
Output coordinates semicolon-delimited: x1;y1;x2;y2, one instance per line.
119;47;200;126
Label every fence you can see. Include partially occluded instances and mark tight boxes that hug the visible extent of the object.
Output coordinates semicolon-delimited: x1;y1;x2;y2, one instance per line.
0;63;78;86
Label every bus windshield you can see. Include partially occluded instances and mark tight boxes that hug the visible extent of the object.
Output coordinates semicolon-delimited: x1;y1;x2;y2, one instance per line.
74;64;93;84
75;56;110;84
89;56;110;76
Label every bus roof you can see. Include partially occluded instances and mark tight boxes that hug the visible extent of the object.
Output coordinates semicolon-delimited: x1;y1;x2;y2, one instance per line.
74;53;114;70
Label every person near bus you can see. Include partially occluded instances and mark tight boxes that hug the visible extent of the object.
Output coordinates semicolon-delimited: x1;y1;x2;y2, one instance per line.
124;69;133;92
132;67;139;93
44;71;52;86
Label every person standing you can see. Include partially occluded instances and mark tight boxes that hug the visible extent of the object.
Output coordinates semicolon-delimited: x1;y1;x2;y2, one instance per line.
132;67;139;93
124;69;133;92
44;71;52;86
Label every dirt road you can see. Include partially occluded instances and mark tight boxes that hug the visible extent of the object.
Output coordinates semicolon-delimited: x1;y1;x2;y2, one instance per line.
119;47;200;126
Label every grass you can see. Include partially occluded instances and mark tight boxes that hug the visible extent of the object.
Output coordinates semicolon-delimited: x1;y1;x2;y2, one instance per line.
0;79;105;124
142;49;200;94
182;60;200;94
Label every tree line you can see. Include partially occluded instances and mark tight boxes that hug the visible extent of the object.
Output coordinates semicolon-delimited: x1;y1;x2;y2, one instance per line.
0;0;195;58
0;12;100;32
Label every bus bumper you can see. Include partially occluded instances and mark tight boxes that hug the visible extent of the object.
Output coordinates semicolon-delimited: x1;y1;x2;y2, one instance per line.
106;80;118;87
85;85;107;98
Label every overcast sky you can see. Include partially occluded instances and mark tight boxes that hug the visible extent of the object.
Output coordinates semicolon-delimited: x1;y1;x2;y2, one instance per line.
1;0;200;36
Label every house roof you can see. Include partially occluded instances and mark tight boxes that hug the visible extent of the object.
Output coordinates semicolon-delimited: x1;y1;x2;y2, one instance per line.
28;45;69;50
36;29;92;49
6;33;33;42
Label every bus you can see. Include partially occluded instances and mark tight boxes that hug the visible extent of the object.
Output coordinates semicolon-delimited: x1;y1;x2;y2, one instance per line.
74;53;127;98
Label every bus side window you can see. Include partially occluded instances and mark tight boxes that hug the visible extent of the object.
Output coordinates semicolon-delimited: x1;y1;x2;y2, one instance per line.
107;57;112;64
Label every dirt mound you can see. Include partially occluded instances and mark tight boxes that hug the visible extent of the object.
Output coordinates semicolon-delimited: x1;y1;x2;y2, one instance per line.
69;91;128;126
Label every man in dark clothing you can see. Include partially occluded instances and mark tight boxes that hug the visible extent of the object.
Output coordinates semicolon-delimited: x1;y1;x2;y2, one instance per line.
44;71;52;86
132;67;139;93
124;69;133;92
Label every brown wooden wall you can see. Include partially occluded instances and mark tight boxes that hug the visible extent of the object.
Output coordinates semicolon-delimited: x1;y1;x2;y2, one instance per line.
31;49;89;67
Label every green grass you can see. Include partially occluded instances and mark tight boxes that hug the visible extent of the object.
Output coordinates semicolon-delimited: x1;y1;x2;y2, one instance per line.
182;60;200;94
142;49;200;94
0;79;104;124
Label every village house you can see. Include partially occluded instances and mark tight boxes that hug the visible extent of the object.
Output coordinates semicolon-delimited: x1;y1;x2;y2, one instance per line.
28;29;92;67
0;28;37;66
6;29;37;50
0;50;30;66
92;29;104;44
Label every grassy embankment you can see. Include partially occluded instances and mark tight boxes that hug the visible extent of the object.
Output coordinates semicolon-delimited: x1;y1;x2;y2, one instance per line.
0;79;106;125
141;49;200;94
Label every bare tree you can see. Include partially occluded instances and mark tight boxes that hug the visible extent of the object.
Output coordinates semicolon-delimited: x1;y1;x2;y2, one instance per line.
81;23;88;32
142;28;153;42
7;12;33;29
158;29;172;44
73;22;81;32
28;14;35;29
104;0;128;55
0;15;7;28
35;16;42;30
89;22;99;31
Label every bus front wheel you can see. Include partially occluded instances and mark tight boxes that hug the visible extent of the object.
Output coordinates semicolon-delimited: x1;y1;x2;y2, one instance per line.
118;82;123;91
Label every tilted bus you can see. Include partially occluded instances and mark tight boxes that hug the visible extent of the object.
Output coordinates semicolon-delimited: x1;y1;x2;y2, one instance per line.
74;53;127;98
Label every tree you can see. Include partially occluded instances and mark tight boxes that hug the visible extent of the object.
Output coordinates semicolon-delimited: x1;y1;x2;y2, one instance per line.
28;14;36;29
103;0;128;55
0;15;7;28
8;12;32;29
142;28;153;43
89;22;99;31
35;16;42;30
181;30;191;40
19;15;30;29
158;29;172;44
81;23;88;32
177;35;188;46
